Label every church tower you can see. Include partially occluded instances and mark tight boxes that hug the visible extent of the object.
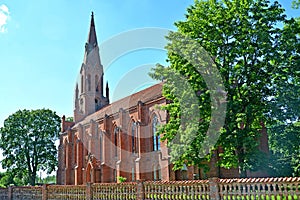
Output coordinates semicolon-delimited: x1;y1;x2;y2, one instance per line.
74;12;109;122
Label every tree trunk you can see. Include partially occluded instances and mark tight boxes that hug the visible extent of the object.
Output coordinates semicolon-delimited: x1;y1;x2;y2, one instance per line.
237;145;247;178
29;171;36;186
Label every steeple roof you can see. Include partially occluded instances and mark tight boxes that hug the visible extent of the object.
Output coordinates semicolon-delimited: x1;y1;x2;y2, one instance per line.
86;12;98;54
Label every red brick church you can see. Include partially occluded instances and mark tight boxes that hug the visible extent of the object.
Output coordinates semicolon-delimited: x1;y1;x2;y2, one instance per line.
56;13;269;185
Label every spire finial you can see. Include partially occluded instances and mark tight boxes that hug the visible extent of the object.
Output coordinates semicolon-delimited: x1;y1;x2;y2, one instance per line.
90;11;95;27
85;11;97;53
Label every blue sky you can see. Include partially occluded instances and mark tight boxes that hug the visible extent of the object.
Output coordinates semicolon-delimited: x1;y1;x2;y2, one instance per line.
0;0;299;127
0;0;196;127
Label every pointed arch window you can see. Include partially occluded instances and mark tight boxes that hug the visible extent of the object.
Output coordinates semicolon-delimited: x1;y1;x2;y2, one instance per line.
153;166;157;180
95;75;99;92
87;74;91;91
114;126;119;158
153;165;162;181
99;130;103;162
152;115;160;151
81;75;84;93
131;167;135;181
113;169;117;182
131;121;136;153
63;142;67;169
74;138;78;167
101;76;103;94
158;166;162;180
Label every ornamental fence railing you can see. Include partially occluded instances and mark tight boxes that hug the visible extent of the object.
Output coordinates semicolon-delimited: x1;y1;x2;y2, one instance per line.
0;177;299;200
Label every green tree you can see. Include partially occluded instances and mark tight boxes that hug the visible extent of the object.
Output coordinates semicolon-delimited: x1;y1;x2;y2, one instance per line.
36;174;56;185
269;16;300;123
42;175;56;184
66;116;73;122
150;0;299;177
267;7;300;177
0;172;14;188
0;170;24;187
268;121;300;177
292;0;300;9
0;109;60;186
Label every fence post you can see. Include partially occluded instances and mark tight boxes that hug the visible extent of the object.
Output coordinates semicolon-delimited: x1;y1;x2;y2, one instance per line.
86;182;92;200
136;180;145;200
8;186;12;200
42;184;48;200
209;177;220;200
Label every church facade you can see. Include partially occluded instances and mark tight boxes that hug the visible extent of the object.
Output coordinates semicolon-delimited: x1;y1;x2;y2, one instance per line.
56;13;269;185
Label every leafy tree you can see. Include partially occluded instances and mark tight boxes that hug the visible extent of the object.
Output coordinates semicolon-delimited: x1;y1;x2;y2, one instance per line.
0;109;60;186
269;16;300;123
0;170;24;187
0;172;13;188
66;116;74;122
36;174;56;185
268;121;300;177
267;6;300;177
292;0;300;9
42;175;56;184
150;0;299;177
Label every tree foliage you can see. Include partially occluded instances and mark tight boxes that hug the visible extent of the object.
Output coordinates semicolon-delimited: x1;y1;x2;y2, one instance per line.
41;175;56;184
36;175;56;185
268;121;300;177
267;9;300;177
150;0;299;177
292;0;300;9
0;170;24;187
0;109;60;186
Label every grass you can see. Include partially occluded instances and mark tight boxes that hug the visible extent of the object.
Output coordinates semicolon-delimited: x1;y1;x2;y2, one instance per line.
217;195;298;200
144;193;299;200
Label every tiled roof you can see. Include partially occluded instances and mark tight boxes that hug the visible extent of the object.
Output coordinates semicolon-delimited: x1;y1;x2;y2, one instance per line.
78;83;163;124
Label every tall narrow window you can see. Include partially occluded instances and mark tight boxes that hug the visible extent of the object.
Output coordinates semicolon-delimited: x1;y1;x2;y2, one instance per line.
81;75;84;93
153;165;161;181
101;76;103;94
87;74;91;91
131;167;135;181
152;115;160;151
131;122;136;153
153;166;157;181
158;166;162;180
65;142;69;168
74;139;78;167
99;130;103;161
95;75;99;92
114;127;118;157
113;169;117;182
63;143;67;168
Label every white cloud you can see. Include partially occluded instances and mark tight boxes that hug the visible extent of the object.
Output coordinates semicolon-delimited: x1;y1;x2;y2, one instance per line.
0;4;10;33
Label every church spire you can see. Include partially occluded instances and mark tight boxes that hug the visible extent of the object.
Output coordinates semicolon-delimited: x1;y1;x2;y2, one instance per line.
74;12;109;122
85;12;98;54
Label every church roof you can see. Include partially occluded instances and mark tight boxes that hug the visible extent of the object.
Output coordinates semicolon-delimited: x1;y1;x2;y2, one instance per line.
76;83;164;125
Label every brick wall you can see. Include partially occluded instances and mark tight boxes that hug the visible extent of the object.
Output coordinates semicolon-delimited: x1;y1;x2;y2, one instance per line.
57;84;269;185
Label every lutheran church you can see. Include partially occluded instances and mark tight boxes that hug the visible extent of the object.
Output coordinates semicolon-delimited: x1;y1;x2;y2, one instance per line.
56;13;269;185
